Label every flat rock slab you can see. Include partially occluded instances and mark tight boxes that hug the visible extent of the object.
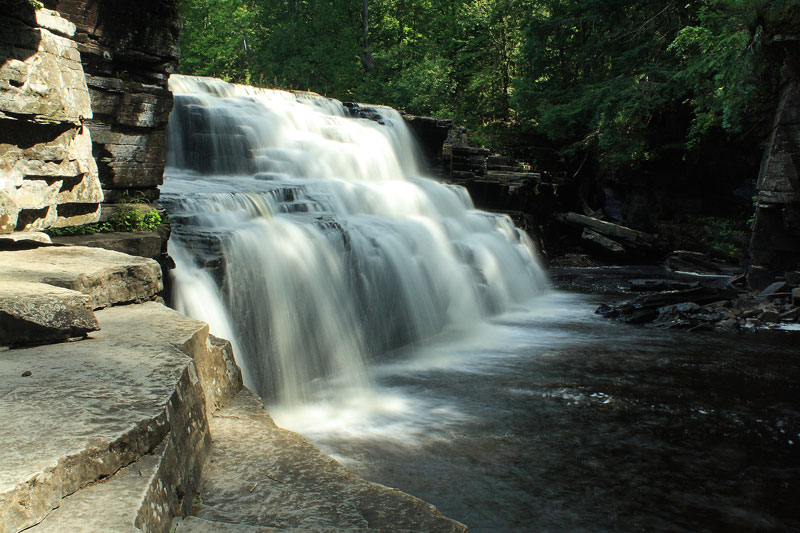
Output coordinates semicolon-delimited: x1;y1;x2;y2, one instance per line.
0;302;206;532
0;233;52;245
193;390;466;532
0;245;162;309
51;231;165;260
0;281;99;347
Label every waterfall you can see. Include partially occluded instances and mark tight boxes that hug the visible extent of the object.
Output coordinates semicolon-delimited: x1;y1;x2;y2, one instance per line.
162;75;547;406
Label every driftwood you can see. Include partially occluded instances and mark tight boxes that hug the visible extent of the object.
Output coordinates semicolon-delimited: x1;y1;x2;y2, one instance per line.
556;212;665;257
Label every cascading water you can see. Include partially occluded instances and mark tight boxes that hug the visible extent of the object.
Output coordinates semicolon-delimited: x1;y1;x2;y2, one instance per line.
162;74;548;406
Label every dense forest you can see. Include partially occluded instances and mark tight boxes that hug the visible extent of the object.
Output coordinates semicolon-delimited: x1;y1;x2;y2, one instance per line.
179;1;796;166
178;0;800;259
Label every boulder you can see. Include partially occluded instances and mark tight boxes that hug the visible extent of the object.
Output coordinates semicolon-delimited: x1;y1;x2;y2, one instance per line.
0;281;99;347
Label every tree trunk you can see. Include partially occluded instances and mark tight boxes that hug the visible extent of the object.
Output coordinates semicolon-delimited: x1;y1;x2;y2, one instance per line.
359;0;374;72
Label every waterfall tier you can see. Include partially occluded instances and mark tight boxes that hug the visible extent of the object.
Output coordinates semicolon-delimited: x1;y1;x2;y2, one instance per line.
162;75;547;405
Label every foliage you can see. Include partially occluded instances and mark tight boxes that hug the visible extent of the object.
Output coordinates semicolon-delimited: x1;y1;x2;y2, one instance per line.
176;0;796;177
47;205;164;236
48;222;113;237
110;205;163;233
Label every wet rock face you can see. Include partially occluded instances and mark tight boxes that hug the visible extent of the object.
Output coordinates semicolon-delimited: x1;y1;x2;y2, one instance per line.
53;0;180;203
0;1;102;232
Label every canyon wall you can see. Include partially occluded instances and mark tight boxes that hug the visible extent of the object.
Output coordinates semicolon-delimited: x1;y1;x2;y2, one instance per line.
0;0;178;235
0;2;101;232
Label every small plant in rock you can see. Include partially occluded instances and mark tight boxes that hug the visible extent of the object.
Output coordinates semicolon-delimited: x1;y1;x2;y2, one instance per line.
110;204;163;232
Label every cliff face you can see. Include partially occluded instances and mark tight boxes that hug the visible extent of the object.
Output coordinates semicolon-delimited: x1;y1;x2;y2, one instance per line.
0;0;178;236
0;1;102;232
53;0;180;204
749;50;800;281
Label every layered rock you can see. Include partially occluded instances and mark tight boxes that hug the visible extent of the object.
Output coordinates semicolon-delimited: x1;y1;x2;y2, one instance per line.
53;0;180;204
0;1;102;232
749;78;800;281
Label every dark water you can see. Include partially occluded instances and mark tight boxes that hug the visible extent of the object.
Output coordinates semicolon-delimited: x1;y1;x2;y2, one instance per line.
272;291;800;531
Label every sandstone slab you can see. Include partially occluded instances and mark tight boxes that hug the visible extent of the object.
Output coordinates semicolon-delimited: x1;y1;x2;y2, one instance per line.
50;231;165;259
192;390;466;532
0;245;162;309
30;443;165;533
0;280;99;347
0;232;51;245
0;302;210;532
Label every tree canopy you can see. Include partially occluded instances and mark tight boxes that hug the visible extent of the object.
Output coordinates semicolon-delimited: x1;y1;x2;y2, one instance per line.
177;0;799;175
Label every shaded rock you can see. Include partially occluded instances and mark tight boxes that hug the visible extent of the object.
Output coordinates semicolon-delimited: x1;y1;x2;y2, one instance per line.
793;287;800;306
781;306;800;321
597;287;739;325
758;310;782;322
50;230;165;259
716;317;740;332
0;245;162;309
0;281;99;347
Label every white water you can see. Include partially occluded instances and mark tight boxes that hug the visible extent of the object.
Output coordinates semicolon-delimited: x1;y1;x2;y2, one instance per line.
162;74;548;406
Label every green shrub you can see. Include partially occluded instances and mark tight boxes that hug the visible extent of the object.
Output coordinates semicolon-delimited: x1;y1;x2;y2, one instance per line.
48;204;164;236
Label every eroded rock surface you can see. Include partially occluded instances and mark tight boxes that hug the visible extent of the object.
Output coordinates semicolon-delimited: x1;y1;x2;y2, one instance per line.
0;1;102;233
0;303;208;532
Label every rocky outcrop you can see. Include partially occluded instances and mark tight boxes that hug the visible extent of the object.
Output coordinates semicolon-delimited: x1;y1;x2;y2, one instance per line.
53;0;180;204
0;1;102;232
0;245;162;309
0;303;215;532
749;78;800;284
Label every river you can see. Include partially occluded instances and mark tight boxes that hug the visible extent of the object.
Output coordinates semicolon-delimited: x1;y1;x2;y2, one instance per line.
271;291;800;531
161;75;799;532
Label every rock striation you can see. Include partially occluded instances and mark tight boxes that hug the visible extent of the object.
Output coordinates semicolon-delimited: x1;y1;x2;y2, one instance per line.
0;1;102;233
53;0;180;204
749;78;800;283
0;244;162;309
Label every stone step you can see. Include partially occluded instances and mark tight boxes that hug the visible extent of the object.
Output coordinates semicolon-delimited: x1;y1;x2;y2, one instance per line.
0;302;219;533
0;245;162;309
486;170;541;182
486;164;518;172
0;281;99;348
30;442;167;532
187;389;466;532
50;231;167;260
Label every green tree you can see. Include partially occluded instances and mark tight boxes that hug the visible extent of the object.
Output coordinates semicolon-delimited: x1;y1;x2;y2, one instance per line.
178;0;259;82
